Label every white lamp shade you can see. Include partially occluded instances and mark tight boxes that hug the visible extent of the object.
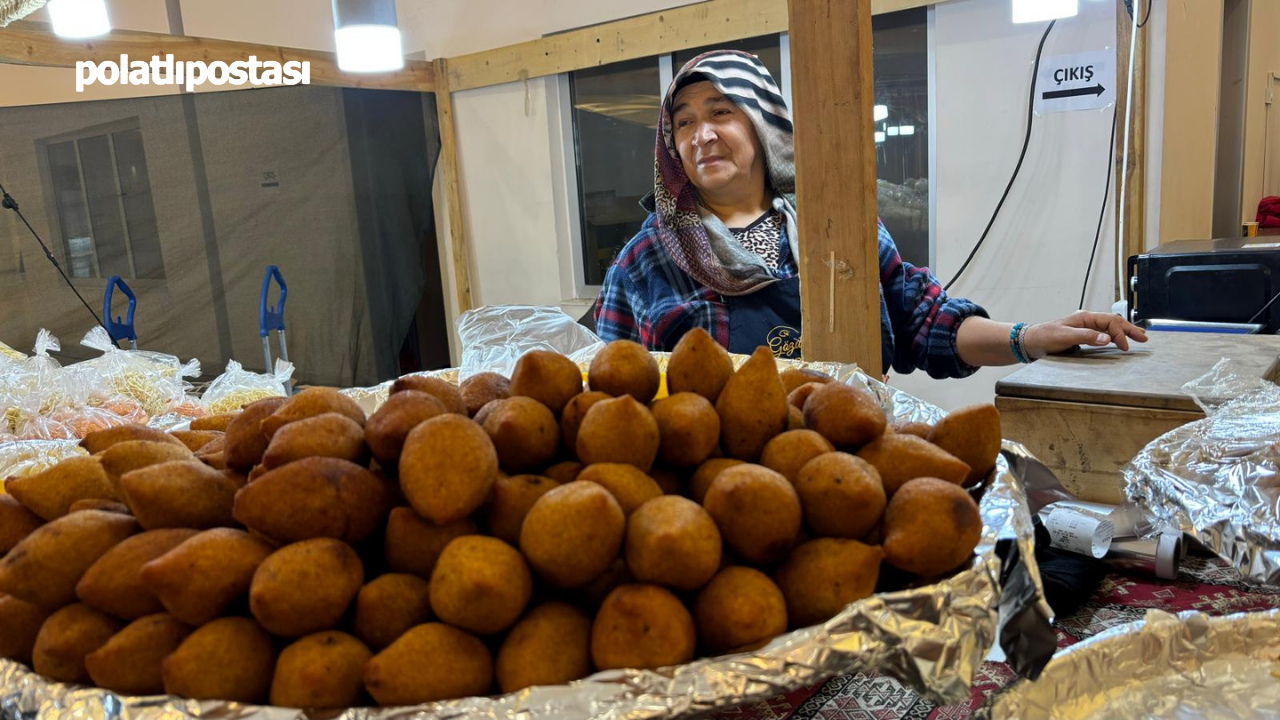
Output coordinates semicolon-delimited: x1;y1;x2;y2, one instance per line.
47;0;110;38
1012;0;1078;23
334;25;405;72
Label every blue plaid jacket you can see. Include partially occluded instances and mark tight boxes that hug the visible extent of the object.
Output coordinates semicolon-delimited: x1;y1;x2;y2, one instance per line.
594;217;988;379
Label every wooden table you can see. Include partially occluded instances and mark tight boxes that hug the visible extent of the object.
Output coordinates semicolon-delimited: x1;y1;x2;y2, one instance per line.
995;332;1280;503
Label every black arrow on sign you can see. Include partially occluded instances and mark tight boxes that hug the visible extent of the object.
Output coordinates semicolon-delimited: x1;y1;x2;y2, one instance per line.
1042;84;1106;100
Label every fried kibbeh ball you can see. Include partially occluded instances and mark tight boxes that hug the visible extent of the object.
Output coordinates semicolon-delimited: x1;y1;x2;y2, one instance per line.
398;414;498;525
162;617;274;703
509;350;584;414
928;403;1002;487
702;464;801;565
590;584;696;671
482;396;560;474
460;372;512;417
483;474;560;545
716;347;789;462
576;463;663;516
856;433;969;496
249;538;363;638
759;429;834;485
390;375;466;415
693;566;787;655
588;339;661;403
520;481;625;590
688;458;744;504
802;382;886;449
270;631;372;709
652;392;720;468
84;613;192;695
559;391;610;453
625;496;721;592
794;452;885;539
353;573;434;651
259;387;366;440
667;327;733;403
576;395;660;471
882;477;982;577
363;623;492;706
774;538;883;628
429;536;532;635
495;602;592;693
32;603;121;683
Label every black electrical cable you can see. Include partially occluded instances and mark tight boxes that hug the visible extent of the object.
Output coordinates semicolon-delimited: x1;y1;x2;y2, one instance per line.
1078;109;1119;310
0;180;110;336
1137;0;1153;28
944;20;1055;293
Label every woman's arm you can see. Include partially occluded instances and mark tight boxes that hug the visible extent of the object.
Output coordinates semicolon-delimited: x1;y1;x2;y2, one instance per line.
955;312;1149;367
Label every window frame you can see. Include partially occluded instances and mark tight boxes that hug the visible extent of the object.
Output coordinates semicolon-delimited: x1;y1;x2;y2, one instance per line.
34;117;163;283
553;19;934;300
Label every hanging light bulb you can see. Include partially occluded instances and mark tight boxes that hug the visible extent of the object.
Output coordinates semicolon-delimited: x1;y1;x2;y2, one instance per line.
47;0;111;38
1012;0;1078;23
332;0;405;73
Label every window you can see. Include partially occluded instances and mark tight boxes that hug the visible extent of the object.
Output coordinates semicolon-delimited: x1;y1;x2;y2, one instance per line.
42;121;165;279
562;8;931;292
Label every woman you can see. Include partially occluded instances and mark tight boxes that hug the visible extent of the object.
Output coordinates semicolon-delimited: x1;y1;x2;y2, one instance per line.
594;51;1146;378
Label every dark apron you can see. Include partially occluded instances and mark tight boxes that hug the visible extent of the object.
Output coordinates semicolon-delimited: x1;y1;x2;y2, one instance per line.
726;276;803;359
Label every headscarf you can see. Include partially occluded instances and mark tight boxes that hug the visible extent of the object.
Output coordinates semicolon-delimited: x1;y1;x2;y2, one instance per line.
650;50;801;296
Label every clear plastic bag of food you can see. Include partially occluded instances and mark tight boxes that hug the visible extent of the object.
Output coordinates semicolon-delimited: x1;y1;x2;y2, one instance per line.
0;330;73;433
78;327;201;418
0;440;88;478
457;305;604;381
201;359;294;415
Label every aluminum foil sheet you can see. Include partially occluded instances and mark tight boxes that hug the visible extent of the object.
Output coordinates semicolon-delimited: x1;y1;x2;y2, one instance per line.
2;340;1052;720
1123;358;1280;587
987;608;1280;719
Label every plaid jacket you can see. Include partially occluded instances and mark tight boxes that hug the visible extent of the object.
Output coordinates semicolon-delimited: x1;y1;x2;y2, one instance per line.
594;217;988;379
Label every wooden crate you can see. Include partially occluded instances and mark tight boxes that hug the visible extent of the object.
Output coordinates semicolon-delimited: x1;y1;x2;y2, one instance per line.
995;332;1280;503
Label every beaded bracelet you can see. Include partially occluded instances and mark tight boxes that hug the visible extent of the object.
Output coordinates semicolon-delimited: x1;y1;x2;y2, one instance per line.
1009;322;1032;364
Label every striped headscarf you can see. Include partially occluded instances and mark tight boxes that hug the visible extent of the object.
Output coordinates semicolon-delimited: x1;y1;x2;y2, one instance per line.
652;50;801;296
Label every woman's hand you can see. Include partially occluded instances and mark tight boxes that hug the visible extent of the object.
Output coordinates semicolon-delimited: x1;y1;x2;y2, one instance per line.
1022;311;1149;360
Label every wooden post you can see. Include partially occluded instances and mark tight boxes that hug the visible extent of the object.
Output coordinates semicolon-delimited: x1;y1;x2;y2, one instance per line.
788;0;881;370
433;58;475;315
1115;0;1146;297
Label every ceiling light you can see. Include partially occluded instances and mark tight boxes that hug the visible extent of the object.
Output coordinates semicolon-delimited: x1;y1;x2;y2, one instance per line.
900;125;916;135
873;105;888;122
887;126;900;136
1012;0;1078;23
47;0;111;38
875;131;886;144
332;0;405;73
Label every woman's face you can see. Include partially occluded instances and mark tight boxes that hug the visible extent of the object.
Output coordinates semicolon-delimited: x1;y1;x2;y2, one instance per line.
671;81;766;198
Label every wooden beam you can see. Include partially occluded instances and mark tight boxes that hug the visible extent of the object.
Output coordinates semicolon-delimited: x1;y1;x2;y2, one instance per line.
433;58;475;315
0;20;435;92
446;0;940;92
1115;0;1146;292
789;0;880;369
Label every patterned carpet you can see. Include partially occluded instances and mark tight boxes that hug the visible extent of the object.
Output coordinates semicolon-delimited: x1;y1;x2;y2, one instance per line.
708;554;1280;720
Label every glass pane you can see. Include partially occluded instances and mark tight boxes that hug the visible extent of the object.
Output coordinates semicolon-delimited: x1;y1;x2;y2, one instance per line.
46;140;95;278
78;135;131;278
873;8;929;268
674;34;783;83
113;128;165;278
570;57;661;286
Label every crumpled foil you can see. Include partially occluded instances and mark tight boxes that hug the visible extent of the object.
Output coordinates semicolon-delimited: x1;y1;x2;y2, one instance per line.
987;608;1280;719
1123;358;1280;587
2;350;1052;720
0;439;87;479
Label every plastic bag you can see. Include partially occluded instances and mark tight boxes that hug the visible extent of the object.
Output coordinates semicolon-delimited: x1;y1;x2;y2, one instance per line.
0;330;74;433
201;359;294;415
0;440;88;479
1180;357;1280;417
78;327;201;418
457;305;604;381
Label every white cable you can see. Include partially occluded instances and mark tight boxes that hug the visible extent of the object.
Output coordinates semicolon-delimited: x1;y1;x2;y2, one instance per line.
1116;2;1139;307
